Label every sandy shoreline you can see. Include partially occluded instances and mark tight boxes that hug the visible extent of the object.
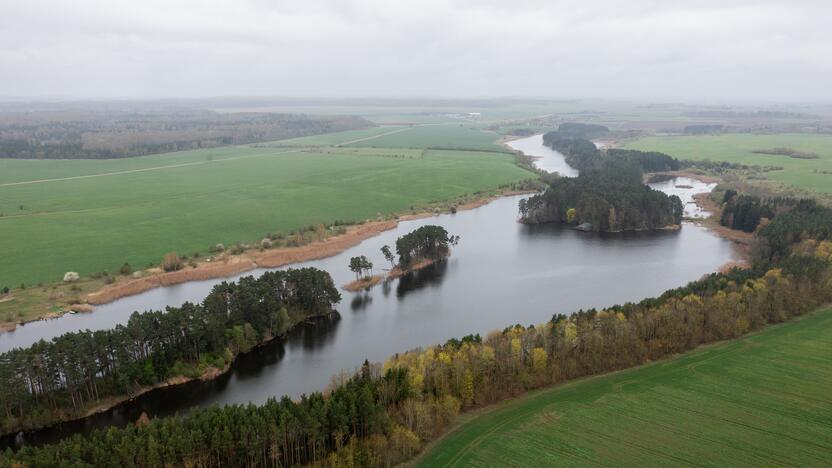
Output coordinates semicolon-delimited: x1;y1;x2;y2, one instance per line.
0;189;533;334
71;191;531;307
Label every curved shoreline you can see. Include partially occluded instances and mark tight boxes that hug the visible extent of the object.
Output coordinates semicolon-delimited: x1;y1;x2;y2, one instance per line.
0;190;535;334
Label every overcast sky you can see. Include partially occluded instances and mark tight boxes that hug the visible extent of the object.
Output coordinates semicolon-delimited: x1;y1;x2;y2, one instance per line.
1;0;829;99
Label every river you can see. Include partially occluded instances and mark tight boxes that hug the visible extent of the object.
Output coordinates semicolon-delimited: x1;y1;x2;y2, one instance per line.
1;134;734;449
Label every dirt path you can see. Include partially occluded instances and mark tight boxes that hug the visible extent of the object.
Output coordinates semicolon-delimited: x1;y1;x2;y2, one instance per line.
336;126;415;146
0;149;300;188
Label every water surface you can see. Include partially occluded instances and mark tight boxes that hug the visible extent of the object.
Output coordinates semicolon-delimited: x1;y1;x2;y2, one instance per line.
2;135;734;448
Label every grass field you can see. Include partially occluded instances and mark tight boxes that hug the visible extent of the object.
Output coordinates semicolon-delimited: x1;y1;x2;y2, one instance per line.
623;133;832;194
345;124;505;151
418;308;832;467
266;126;407;146
0;128;531;290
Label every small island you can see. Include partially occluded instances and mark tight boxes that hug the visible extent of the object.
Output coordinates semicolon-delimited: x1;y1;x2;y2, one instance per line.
343;225;459;291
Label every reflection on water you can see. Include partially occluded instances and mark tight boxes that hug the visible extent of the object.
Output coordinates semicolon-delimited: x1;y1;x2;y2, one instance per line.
350;292;373;311
1;135;735;450
396;260;448;298
647;176;716;219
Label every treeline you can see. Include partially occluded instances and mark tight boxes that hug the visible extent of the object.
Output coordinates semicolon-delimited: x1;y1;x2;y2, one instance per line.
684;124;723;135
755;199;832;264
542;130;679;174
523;129;682;231
720;191;778;232
550;122;609;139
4;237;831;466
0;268;340;435
0;112;371;159
681;110;821;120
717;189;832;263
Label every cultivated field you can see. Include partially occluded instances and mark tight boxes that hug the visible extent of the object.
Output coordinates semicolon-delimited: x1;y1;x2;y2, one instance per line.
0;129;531;291
345;124;505;151
624;133;832;194
418;308;832;467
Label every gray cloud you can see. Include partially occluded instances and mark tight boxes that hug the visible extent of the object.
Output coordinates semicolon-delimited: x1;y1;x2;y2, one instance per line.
1;0;829;98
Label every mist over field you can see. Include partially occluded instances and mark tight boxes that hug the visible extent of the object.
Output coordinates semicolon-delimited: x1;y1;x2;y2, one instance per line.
1;0;830;99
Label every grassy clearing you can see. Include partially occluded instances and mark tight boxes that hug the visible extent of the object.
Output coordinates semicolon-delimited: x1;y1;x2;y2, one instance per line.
418;308;832;467
0;138;530;291
623;133;832;194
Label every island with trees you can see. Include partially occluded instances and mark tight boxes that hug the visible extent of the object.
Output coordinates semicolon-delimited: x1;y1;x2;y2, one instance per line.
521;127;683;231
342;225;459;291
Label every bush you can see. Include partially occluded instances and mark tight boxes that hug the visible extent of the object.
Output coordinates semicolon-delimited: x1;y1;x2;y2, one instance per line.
1;287;8;295
162;252;184;272
119;263;133;276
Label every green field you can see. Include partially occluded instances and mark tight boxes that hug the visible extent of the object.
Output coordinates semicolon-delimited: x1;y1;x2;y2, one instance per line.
624;133;832;194
345;124;505;151
0;129;531;289
266;126;407;146
419;308;832;467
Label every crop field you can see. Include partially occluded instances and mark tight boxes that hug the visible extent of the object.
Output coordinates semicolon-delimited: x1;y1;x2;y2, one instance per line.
345;124;505;151
0;130;531;290
418;308;832;467
266;126;407;146
623;133;832;194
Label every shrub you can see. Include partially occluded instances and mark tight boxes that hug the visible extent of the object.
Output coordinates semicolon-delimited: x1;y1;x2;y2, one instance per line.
119;263;133;276
1;287;8;295
162;252;184;272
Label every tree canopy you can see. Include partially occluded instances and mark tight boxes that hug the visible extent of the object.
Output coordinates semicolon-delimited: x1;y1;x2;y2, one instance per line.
0;268;340;435
395;225;459;268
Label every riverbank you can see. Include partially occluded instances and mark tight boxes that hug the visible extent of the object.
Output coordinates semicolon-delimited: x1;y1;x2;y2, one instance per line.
646;170;753;268
0;189;535;334
1;309;339;438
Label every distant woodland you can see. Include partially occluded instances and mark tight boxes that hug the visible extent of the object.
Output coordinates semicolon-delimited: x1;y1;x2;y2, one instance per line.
0;111;371;159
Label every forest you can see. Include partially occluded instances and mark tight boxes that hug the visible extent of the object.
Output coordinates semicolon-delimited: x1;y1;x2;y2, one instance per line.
3;186;831;467
0;111;370;159
521;129;682;231
0;268;340;435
